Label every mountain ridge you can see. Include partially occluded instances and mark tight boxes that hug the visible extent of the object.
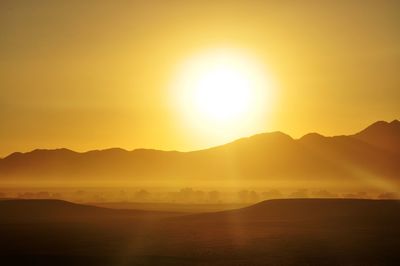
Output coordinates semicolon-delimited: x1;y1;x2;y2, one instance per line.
0;120;399;189
2;120;398;159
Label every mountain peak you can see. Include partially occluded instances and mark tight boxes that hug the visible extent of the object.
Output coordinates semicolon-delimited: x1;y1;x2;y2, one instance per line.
390;119;400;126
362;120;388;130
234;131;293;144
204;131;294;153
356;120;399;133
30;148;76;154
253;131;293;140
3;148;77;161
352;120;400;153
299;132;326;142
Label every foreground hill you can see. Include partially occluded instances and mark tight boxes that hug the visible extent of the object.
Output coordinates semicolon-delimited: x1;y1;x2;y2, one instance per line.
179;198;400;221
0;120;399;189
0;199;181;223
0;199;399;265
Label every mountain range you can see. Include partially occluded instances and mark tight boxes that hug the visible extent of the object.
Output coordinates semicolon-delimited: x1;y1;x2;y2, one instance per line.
1;120;399;190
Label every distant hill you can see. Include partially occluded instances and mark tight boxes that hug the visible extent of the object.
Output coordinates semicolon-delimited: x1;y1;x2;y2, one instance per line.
0;120;399;189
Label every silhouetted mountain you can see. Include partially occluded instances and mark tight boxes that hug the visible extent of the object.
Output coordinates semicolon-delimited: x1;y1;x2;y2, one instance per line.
0;120;399;189
352;120;400;154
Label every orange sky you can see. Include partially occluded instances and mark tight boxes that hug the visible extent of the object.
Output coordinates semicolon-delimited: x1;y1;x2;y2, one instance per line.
1;0;400;157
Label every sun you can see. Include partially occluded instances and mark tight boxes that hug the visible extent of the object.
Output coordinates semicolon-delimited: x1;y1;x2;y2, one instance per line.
172;48;276;143
192;64;252;122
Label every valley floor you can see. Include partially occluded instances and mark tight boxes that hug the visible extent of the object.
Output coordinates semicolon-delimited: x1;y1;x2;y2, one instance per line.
0;198;399;266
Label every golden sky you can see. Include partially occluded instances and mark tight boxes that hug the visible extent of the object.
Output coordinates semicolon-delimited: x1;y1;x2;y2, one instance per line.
1;0;399;157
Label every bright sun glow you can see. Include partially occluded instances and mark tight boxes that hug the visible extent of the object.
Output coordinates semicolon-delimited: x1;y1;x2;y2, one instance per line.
193;64;252;121
172;48;276;143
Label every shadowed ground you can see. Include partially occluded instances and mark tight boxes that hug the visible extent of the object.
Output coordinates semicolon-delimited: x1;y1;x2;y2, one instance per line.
0;199;399;266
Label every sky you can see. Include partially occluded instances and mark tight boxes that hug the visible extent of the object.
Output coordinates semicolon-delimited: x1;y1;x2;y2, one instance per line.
1;0;400;157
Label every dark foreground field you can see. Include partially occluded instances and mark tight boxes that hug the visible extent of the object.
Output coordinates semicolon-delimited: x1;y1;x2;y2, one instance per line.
0;198;399;266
